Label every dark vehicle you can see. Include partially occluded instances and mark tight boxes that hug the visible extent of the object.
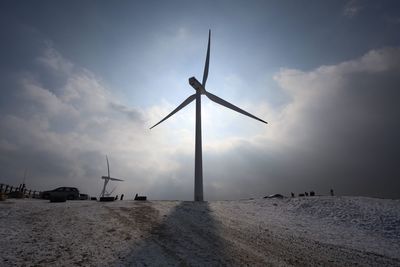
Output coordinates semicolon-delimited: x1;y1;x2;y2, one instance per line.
79;194;89;200
41;187;80;200
99;196;115;202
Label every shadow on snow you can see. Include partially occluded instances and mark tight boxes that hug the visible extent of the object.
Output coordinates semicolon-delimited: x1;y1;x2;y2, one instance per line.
119;201;234;266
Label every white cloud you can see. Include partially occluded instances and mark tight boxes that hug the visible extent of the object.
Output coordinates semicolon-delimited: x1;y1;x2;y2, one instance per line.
0;44;187;197
36;42;74;74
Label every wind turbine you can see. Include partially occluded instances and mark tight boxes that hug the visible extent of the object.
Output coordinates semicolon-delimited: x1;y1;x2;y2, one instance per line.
150;30;267;201
100;155;123;198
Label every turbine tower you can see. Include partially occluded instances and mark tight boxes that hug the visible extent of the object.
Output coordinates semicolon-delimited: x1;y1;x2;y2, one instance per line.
100;155;124;198
150;30;267;201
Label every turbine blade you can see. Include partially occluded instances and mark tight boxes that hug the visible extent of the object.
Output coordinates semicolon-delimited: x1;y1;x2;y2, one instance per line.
202;30;211;87
205;91;268;124
109;177;124;181
106;155;110;177
150;94;196;129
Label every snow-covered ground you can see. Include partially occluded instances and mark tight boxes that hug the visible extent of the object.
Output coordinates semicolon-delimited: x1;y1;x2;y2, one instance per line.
0;196;399;266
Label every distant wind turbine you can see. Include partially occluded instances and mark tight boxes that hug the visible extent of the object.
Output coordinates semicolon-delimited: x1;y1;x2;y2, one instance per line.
150;30;267;201
100;155;123;198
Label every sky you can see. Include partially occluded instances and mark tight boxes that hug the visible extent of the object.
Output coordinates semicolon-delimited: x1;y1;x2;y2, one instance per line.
1;0;400;200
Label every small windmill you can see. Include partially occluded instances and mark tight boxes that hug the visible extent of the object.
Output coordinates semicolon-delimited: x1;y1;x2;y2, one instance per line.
100;155;123;198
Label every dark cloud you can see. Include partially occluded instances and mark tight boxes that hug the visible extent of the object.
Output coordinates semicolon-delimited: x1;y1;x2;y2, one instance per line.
210;47;400;199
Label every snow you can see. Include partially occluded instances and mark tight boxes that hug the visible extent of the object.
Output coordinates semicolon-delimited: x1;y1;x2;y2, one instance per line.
1;196;399;266
213;196;400;258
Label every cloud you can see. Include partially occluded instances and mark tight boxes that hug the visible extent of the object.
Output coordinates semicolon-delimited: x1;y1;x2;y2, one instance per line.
343;0;363;18
0;43;169;197
36;41;74;74
246;46;400;199
1;36;399;200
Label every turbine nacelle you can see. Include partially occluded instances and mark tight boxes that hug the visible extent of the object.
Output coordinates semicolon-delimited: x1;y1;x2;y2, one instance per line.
189;77;206;94
101;176;124;182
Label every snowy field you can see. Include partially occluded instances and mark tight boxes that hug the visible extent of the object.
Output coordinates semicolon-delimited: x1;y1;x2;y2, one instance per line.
1;196;399;266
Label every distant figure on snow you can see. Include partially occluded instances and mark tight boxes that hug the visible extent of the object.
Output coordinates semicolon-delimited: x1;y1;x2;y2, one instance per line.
305;192;308;196
115;195;118;200
120;194;124;201
330;189;334;196
291;192;295;197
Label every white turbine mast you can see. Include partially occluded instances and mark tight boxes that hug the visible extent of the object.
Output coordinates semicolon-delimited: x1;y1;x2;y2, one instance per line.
150;30;267;201
100;155;123;198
